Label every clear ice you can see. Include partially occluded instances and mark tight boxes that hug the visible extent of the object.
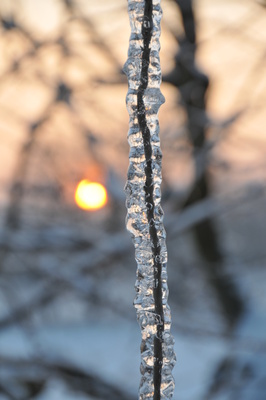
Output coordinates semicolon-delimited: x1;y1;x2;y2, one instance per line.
124;1;176;399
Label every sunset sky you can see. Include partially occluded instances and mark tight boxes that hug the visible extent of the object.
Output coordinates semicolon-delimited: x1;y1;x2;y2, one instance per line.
0;0;265;207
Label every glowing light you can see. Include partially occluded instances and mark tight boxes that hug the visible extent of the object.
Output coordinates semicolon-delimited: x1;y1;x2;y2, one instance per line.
75;180;107;211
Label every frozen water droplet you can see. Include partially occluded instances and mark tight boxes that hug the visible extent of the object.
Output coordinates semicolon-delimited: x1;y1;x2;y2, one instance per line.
146;202;153;210
155;255;162;263
143;16;151;29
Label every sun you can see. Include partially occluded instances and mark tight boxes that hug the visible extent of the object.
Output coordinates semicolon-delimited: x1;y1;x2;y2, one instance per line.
75;180;107;211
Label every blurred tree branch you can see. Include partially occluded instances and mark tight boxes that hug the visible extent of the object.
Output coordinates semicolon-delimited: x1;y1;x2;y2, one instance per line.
0;356;135;400
164;0;245;327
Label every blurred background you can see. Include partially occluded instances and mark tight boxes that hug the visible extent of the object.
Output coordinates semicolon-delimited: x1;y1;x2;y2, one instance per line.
0;0;266;399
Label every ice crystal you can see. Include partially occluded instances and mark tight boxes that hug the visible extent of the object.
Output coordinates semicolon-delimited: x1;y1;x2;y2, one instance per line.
124;1;176;399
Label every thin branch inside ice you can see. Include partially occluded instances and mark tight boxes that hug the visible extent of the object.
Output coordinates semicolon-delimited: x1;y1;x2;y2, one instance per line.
124;1;176;398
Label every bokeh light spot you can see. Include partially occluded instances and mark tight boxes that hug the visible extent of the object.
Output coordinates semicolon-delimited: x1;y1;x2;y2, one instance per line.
75;180;107;211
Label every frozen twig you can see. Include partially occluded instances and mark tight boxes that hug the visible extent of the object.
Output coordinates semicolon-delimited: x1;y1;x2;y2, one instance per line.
124;1;175;398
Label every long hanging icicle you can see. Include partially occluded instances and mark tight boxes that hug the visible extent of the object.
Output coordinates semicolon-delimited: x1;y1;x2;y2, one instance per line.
124;1;176;399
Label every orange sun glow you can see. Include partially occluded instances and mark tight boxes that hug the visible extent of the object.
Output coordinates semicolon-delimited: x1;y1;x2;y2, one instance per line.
75;180;107;211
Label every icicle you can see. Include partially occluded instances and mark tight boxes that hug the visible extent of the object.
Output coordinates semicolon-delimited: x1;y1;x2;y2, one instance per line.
124;1;176;399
